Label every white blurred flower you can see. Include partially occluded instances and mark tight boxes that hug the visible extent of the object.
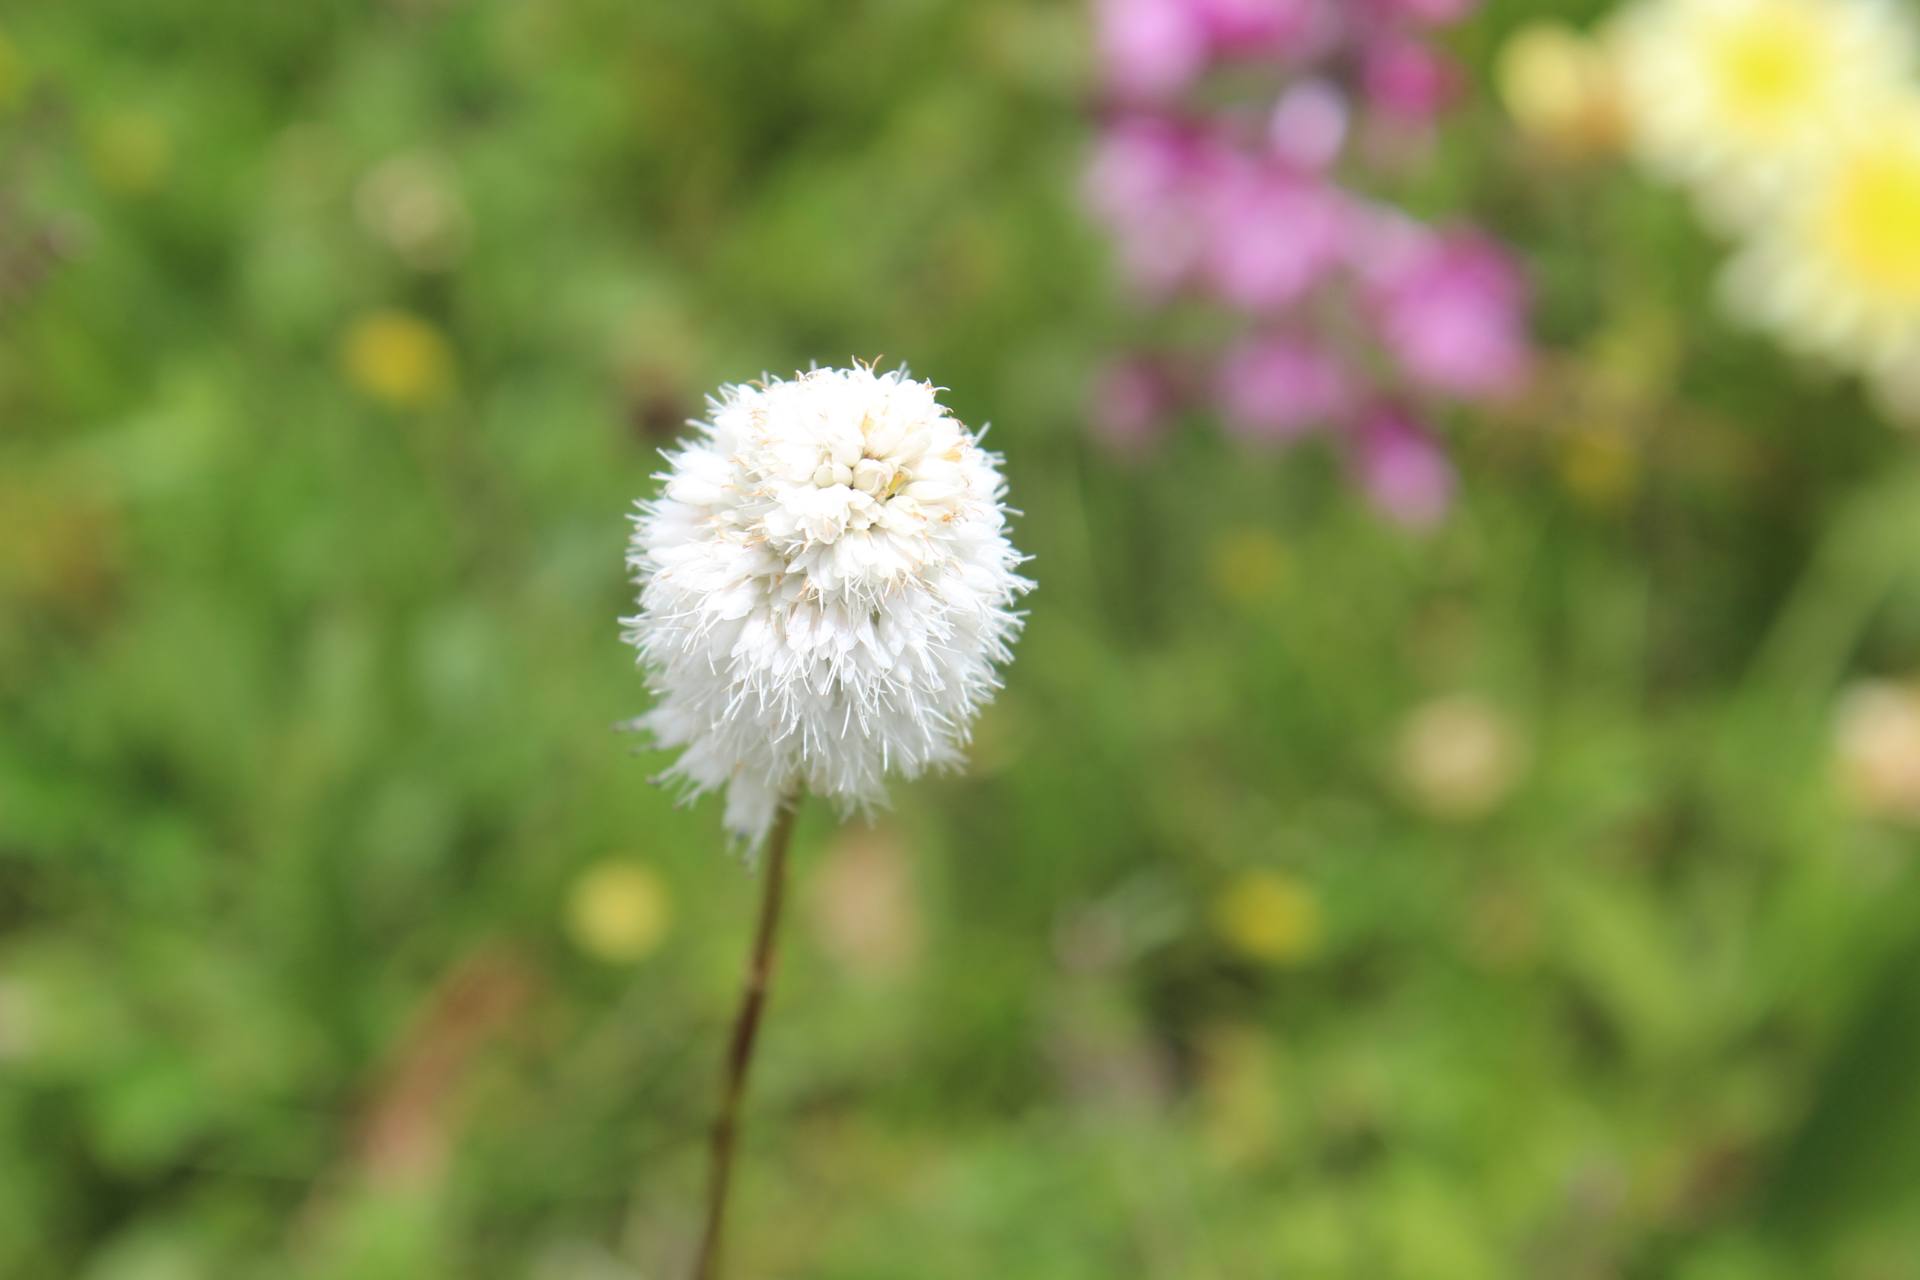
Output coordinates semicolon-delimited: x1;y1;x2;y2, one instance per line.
623;366;1030;845
1721;101;1920;378
1609;0;1913;226
354;151;471;270
1394;694;1527;821
1834;679;1920;823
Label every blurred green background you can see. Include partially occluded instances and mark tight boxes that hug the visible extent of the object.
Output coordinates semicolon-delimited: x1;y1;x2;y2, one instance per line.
8;1;1920;1277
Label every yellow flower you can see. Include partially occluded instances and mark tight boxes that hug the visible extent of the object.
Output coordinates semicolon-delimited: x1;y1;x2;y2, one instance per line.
1207;528;1288;606
1609;0;1914;225
1722;101;1920;377
1212;870;1322;966
1815;134;1920;304
340;310;453;409
1496;22;1626;157
566;861;672;963
1394;694;1527;821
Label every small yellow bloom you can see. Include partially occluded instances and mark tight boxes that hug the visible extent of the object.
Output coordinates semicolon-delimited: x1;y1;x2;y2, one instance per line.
566;860;672;963
1213;870;1322;966
1496;22;1625;156
1207;528;1288;606
88;112;172;194
340;310;453;409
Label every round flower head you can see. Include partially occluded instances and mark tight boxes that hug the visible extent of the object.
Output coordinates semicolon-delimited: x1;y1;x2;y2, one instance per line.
1720;100;1920;377
624;366;1031;847
1608;0;1914;227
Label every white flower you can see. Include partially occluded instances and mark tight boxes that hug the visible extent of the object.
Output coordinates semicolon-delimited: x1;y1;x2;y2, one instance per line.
1834;679;1920;823
623;365;1031;846
1608;0;1914;227
1719;100;1920;377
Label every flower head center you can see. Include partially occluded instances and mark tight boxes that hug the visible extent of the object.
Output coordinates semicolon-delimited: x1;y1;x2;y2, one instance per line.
809;450;910;497
1707;8;1824;134
1818;144;1920;300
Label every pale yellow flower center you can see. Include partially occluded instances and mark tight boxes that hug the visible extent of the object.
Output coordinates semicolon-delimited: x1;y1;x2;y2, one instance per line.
1706;8;1825;136
1817;143;1920;301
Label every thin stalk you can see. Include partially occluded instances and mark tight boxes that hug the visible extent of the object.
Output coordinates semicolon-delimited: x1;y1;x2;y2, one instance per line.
692;794;802;1280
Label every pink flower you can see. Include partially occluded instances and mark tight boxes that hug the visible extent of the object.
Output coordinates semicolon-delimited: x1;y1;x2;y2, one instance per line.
1084;117;1186;220
1080;0;1527;525
1090;358;1180;457
1192;0;1330;58
1373;0;1480;27
1352;404;1455;528
1360;35;1458;125
1216;334;1354;442
1200;162;1350;312
1366;230;1531;401
1084;117;1221;294
1094;0;1211;100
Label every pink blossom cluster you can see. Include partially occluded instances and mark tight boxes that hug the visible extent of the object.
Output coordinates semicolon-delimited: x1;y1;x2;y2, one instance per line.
1085;0;1530;527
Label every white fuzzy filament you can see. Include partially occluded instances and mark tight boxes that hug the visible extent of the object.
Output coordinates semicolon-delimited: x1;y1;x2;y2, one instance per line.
623;365;1032;845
